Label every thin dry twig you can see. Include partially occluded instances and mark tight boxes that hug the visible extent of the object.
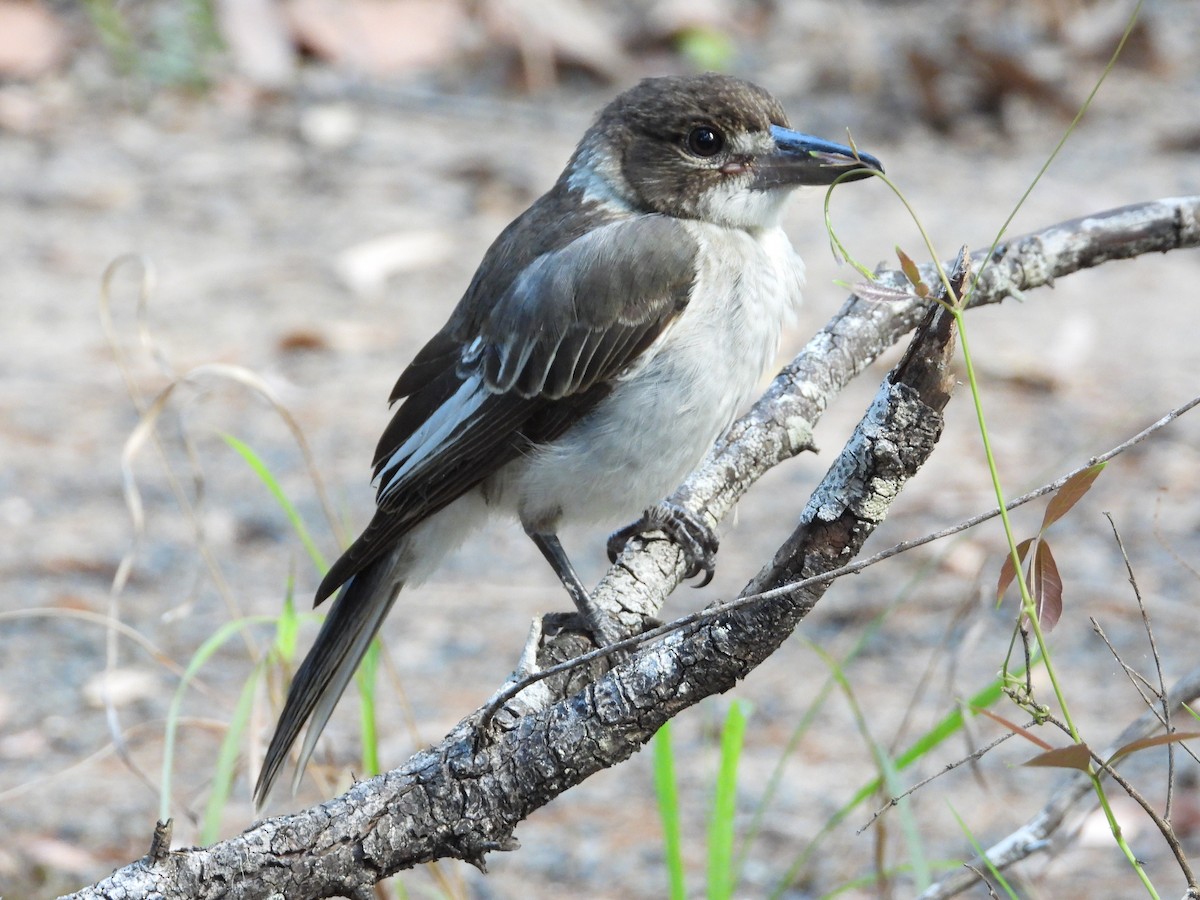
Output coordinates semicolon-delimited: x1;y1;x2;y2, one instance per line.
483;390;1200;715
860;730;1017;834
1041;713;1198;893
1105;513;1176;814
918;667;1200;899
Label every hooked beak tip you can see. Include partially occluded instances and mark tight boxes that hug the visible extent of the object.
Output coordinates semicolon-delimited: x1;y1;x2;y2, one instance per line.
760;124;884;187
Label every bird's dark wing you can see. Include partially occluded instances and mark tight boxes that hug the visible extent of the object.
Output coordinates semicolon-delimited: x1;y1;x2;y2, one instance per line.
314;214;698;603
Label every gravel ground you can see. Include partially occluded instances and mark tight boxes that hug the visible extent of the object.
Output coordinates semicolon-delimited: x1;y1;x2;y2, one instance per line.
3;3;1200;897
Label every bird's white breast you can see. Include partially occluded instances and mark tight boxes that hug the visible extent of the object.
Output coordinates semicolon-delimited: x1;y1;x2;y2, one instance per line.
505;221;805;531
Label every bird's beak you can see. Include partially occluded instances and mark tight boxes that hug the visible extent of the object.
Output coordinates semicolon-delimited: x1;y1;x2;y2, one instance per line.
756;125;884;187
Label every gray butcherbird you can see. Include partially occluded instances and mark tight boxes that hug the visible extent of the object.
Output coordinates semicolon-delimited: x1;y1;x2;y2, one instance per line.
255;73;882;805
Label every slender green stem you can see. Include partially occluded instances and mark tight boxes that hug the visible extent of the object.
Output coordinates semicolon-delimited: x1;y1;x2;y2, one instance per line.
969;0;1148;298
951;315;1077;733
815;3;1157;890
951;293;1155;897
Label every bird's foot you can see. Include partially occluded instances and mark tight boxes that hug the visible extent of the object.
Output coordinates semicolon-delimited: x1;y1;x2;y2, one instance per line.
607;501;719;587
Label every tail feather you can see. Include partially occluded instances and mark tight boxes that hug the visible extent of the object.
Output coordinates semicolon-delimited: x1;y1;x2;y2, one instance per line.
254;552;403;807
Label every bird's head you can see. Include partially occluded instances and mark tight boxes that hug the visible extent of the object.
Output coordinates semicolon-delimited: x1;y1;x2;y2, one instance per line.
567;73;883;230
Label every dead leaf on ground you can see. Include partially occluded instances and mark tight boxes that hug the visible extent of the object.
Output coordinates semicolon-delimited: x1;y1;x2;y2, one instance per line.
277;328;329;354
0;1;68;79
482;0;629;89
287;0;466;76
215;0;296;89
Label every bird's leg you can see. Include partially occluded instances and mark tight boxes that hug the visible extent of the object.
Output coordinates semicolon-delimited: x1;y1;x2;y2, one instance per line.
530;532;590;610
529;532;623;645
607;500;719;587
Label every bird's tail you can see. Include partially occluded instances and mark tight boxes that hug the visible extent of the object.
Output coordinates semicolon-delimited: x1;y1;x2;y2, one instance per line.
254;549;405;808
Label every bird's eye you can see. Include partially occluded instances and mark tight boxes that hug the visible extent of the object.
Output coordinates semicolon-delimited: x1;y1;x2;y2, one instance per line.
686;125;724;158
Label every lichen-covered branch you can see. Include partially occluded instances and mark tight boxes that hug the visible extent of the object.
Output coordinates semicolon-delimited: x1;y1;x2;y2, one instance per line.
64;197;1200;899
67;258;960;900
588;195;1200;629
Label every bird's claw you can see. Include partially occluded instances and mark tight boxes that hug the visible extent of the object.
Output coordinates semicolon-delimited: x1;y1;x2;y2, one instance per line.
607;501;719;587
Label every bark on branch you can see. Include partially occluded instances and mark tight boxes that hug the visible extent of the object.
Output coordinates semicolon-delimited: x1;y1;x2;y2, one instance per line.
64;196;1200;900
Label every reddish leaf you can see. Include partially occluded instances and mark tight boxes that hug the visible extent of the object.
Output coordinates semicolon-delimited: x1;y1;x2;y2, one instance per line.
1041;463;1105;533
287;0;467;76
1028;539;1063;632
896;246;923;289
995;538;1035;604
1108;731;1200;764
1024;742;1093;771
973;706;1054;750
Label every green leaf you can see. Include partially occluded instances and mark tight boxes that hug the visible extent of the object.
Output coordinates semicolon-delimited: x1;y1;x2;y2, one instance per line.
1040;463;1105;533
222;433;329;574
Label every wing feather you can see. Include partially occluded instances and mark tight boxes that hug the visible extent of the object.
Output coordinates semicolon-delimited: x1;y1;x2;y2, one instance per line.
316;214;698;604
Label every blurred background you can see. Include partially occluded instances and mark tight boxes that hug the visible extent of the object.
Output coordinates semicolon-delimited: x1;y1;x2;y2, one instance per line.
2;0;1199;897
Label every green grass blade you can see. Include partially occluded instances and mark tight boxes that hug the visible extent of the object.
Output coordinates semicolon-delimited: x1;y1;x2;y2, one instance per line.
159;614;278;823
948;804;1018;899
222;433;329;574
875;736;929;891
773;659;1030;896
851;660;1022;808
813;645;930;890
737;609;897;880
709;701;749;900
201;574;299;840
653;721;687;900
201;665;260;842
274;581;299;662
357;640;382;778
737;665;836;879
821;859;965;898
